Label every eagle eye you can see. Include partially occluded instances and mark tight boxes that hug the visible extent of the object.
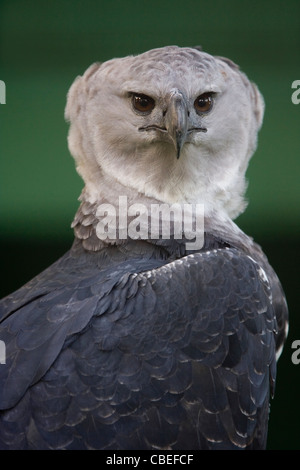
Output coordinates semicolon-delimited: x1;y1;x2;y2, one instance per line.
131;93;155;114
194;92;214;114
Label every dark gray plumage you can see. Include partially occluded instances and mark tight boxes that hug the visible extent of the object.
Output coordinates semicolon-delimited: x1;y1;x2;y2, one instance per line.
0;46;288;450
0;230;287;450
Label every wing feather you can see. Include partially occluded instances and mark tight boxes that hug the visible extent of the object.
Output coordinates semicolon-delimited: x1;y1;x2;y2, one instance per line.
0;245;283;449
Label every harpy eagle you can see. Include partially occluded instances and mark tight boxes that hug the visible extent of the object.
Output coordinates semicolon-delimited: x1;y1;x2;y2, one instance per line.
0;46;288;450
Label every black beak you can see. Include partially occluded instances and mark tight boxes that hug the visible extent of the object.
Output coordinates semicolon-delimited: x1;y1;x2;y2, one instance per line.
165;90;188;159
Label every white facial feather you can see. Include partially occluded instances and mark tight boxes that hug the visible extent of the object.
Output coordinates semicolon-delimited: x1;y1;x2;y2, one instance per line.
65;46;264;220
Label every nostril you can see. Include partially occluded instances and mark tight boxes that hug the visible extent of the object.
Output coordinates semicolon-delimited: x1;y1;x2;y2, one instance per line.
163;109;167;117
187;110;190;117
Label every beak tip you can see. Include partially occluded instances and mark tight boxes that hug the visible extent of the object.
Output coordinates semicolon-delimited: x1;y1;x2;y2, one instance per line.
176;133;184;159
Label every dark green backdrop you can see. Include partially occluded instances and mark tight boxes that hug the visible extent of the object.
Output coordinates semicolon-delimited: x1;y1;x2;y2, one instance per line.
1;0;299;450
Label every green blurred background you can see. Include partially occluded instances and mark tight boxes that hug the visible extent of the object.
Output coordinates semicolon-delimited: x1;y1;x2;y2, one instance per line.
0;0;299;450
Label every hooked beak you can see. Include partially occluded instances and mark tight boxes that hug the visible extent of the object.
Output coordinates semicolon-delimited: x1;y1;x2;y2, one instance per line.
165;91;188;159
138;89;207;159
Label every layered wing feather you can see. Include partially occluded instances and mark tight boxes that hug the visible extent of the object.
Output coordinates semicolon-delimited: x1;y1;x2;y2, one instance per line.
0;244;281;449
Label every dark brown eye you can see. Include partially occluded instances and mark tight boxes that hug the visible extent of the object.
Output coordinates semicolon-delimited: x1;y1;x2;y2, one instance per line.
132;93;155;114
194;92;213;114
